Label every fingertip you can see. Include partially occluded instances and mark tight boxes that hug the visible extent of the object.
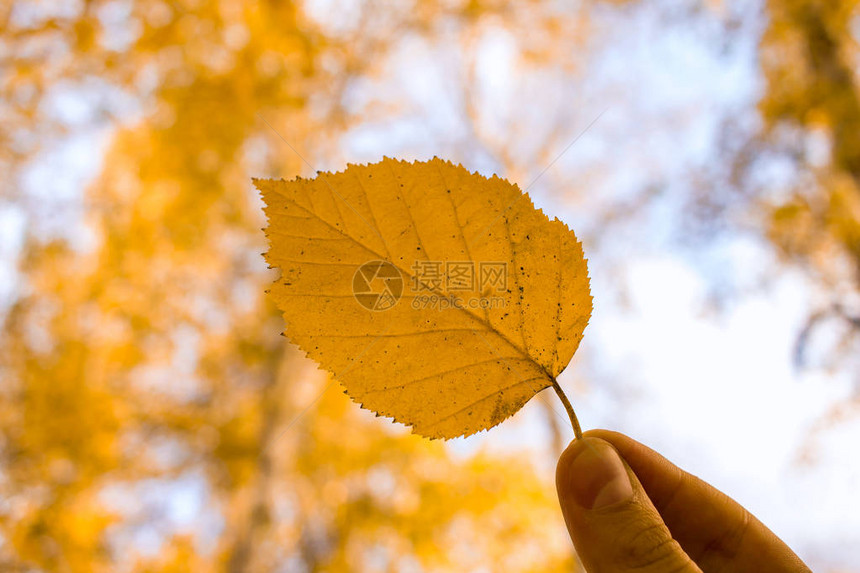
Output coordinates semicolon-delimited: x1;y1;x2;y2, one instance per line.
556;436;593;489
557;432;618;486
557;437;634;511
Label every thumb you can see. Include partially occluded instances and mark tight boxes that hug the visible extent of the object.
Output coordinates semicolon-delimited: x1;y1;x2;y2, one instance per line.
557;437;701;573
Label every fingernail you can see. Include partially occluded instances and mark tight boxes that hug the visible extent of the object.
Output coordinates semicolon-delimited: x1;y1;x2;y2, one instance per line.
562;438;633;509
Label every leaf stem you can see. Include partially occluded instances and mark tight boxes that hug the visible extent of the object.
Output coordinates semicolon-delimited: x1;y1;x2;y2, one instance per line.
550;379;583;440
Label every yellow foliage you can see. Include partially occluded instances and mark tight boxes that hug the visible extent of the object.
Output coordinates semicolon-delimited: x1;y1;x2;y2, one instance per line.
0;2;594;571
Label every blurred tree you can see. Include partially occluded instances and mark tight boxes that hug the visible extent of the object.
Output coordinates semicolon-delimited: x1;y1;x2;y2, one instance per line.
717;0;860;388
659;0;860;448
0;0;593;571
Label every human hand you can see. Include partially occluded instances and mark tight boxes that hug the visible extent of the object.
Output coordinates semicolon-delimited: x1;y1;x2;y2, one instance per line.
556;430;812;573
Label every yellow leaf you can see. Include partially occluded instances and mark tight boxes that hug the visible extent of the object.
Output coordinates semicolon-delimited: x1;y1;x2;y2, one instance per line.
255;157;592;439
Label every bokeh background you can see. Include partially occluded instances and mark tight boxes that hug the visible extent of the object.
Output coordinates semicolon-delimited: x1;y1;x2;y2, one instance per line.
2;0;860;571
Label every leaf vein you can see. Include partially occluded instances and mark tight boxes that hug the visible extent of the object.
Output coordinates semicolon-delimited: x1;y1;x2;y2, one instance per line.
361;356;531;395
